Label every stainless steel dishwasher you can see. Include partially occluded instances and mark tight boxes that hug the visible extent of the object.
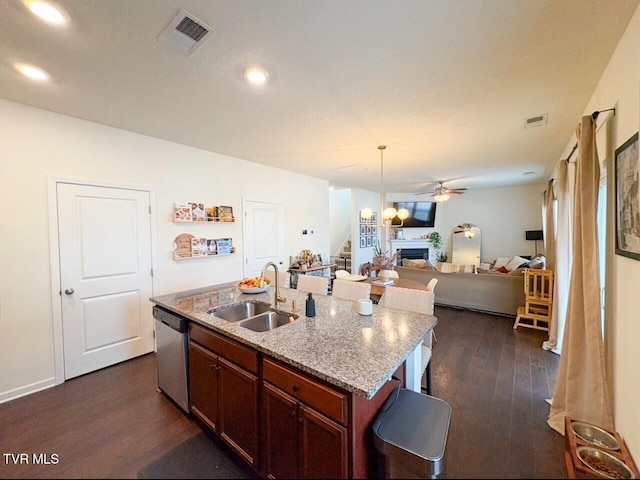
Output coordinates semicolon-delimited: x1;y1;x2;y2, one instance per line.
153;306;189;413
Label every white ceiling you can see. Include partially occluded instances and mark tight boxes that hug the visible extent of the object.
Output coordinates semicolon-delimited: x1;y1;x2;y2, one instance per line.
1;0;638;194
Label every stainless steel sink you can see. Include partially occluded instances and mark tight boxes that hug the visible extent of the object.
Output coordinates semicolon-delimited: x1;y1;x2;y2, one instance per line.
239;311;297;332
210;301;272;322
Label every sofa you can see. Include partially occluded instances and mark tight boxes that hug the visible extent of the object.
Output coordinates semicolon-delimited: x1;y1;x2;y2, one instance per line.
395;265;525;316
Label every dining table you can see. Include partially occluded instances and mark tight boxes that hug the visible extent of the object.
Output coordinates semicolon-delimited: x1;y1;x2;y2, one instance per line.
363;276;427;302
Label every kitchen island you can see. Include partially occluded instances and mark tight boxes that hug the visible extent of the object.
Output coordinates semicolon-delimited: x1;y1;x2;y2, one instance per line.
151;282;437;478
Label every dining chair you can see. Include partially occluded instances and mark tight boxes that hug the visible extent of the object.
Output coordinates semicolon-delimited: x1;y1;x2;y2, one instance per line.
296;275;329;295
264;270;290;289
378;287;435;394
331;279;371;302
334;269;351;279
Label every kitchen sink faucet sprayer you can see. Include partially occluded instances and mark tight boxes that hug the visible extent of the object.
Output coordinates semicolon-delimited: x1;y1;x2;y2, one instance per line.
261;262;286;309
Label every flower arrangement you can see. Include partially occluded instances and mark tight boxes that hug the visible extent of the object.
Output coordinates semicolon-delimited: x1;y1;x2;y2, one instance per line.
372;245;399;270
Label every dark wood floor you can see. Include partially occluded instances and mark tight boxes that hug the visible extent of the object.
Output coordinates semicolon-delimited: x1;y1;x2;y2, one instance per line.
0;306;566;479
432;306;565;479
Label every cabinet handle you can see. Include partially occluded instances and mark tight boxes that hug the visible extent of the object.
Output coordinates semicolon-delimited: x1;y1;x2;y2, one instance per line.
298;416;303;423
289;410;296;418
293;384;300;393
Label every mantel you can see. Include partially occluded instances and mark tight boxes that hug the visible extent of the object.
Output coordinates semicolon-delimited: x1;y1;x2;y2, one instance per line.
389;239;431;251
389;239;431;264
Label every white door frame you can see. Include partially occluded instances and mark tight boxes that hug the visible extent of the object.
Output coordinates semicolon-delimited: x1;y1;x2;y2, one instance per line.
242;198;285;278
47;176;158;385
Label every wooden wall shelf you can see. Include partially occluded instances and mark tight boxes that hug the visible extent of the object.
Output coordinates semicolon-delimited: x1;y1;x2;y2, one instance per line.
173;252;235;261
173;218;235;224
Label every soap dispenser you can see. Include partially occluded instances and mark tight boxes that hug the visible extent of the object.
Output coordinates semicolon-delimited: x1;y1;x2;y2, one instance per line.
305;292;316;317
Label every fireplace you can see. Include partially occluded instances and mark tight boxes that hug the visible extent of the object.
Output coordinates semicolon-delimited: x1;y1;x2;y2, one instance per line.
397;248;429;261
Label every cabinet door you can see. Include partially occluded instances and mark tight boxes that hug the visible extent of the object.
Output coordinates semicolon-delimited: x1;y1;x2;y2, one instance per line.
188;342;219;431
218;356;259;468
263;382;299;479
299;404;348;479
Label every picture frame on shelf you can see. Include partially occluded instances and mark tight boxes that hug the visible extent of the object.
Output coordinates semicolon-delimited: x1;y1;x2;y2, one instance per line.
615;132;640;261
190;202;206;222
192;237;208;256
218;205;234;222
173;233;195;258
173;203;192;222
206;207;218;222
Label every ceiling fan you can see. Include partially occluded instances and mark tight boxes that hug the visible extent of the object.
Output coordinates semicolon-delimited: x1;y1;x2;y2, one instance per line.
416;181;468;201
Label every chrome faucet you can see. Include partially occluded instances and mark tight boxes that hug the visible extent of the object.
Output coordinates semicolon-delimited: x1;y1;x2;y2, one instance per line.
261;262;286;308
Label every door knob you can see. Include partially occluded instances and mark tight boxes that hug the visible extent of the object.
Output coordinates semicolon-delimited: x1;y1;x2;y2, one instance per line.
65;288;75;295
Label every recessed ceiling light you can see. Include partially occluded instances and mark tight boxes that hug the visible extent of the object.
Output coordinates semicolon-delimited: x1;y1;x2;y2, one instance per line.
244;66;269;86
26;0;70;25
15;63;50;81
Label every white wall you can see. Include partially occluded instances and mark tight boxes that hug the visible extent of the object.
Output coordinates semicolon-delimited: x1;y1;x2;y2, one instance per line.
329;188;351;256
387;184;544;264
559;4;640;459
350;188;380;273
0;99;330;402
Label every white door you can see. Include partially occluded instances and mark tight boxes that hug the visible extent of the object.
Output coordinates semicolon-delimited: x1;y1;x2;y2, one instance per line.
57;183;154;379
243;200;285;277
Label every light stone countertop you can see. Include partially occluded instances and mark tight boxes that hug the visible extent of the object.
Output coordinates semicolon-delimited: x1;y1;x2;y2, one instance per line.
150;282;437;399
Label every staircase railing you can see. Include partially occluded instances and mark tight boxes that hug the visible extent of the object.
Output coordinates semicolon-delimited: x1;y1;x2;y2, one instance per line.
334;232;351;257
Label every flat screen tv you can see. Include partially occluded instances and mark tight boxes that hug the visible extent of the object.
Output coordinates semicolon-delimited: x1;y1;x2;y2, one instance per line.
391;201;437;227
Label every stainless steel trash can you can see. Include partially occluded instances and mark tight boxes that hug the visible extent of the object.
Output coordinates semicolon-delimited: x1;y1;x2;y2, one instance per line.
373;388;451;479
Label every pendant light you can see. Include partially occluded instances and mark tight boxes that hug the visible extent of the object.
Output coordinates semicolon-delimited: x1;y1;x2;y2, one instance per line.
360;145;409;226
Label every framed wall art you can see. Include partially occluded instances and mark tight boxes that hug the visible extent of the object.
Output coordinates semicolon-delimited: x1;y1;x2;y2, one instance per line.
615;132;640;261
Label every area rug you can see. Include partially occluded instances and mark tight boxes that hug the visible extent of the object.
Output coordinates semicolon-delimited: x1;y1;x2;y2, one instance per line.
138;432;254;479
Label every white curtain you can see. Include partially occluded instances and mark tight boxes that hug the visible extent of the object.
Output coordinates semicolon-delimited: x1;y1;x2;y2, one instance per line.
548;116;613;433
543;161;573;354
543;179;556;269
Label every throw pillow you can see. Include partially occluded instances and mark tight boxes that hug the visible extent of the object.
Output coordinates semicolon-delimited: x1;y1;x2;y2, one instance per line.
493;256;511;270
527;255;546;269
403;259;427;269
505;255;529;271
496;266;509;274
436;262;456;273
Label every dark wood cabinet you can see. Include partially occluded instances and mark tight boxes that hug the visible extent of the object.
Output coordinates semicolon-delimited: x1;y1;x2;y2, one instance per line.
189;324;260;469
189;342;219;431
299;403;348;479
218;356;259;466
262;359;348;479
263;382;299;479
188;323;403;478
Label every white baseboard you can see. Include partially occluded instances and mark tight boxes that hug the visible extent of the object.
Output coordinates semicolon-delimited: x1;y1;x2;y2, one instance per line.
0;377;56;404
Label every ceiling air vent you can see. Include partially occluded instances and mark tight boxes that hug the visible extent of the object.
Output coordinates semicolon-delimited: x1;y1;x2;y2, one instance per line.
157;9;214;56
524;113;548;129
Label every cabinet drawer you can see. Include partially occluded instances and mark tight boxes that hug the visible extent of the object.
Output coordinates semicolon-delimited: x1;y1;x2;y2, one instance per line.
190;324;258;375
263;359;347;426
